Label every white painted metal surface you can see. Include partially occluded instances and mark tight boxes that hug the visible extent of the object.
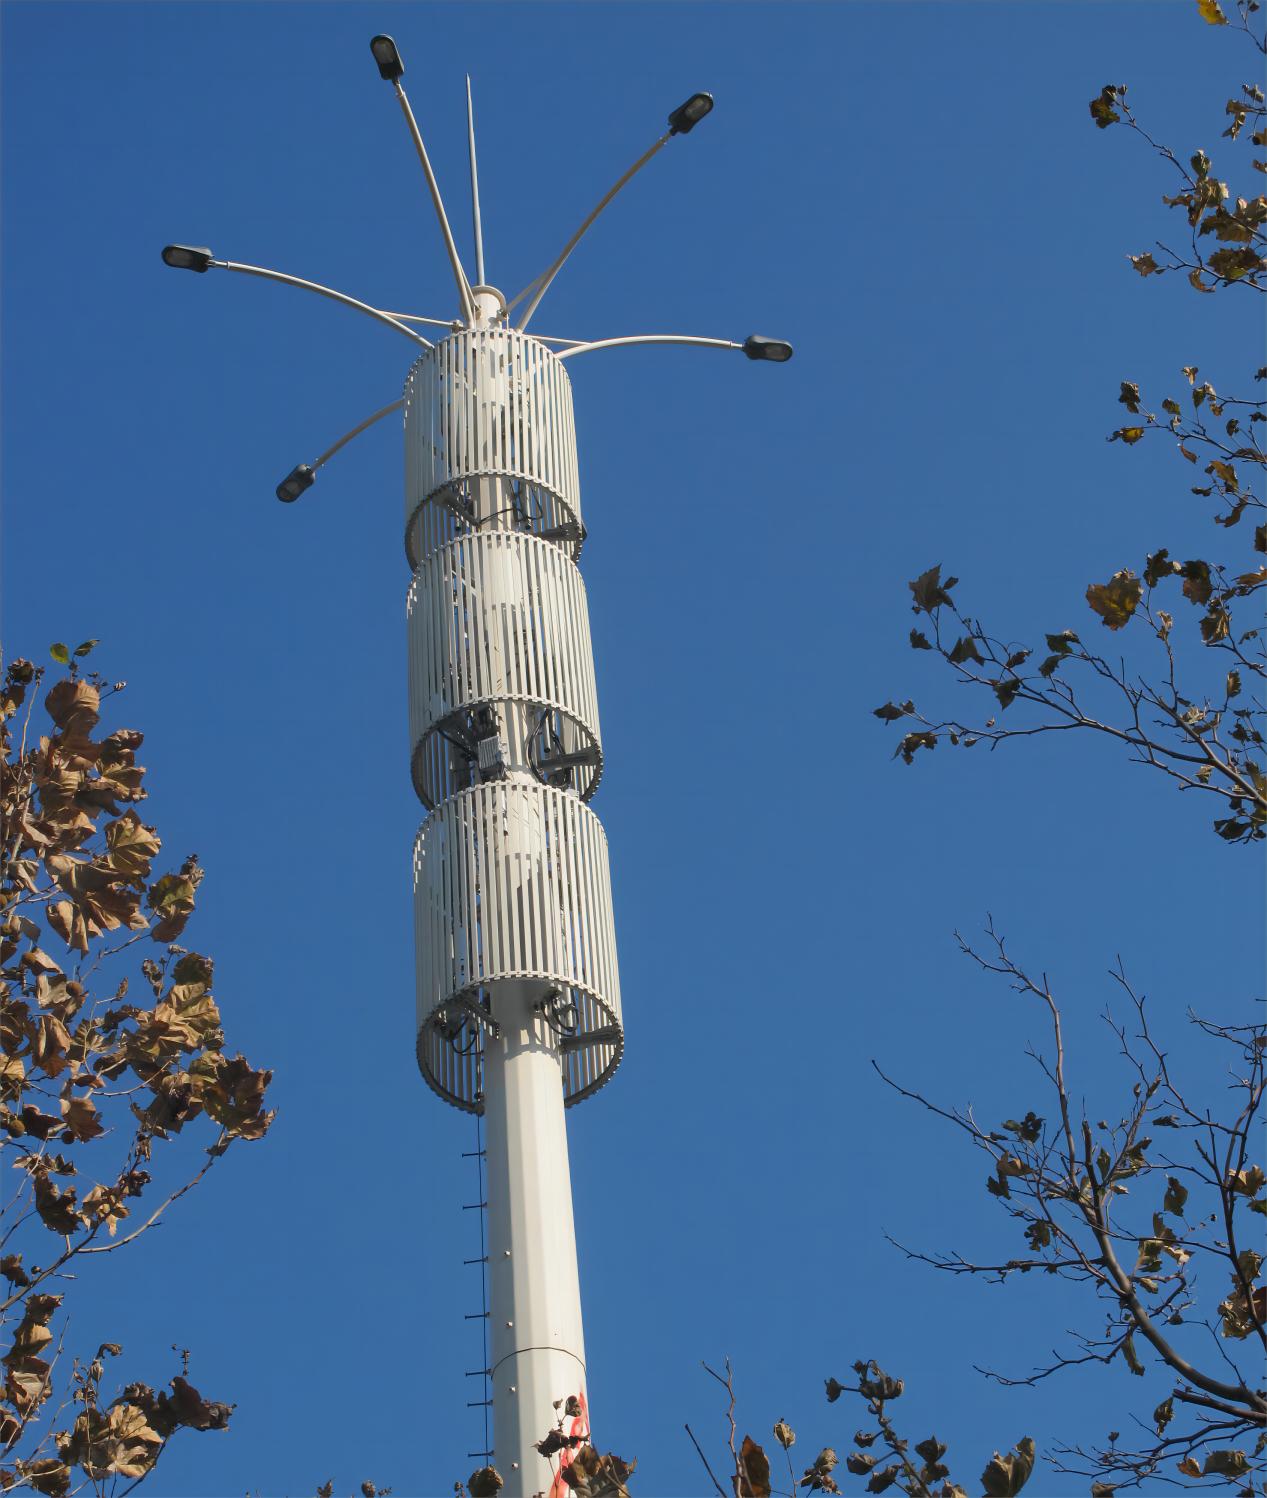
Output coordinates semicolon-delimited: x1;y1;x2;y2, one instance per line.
163;57;794;1498
406;530;603;808
514;131;669;330
406;327;614;1491
556;333;741;361
220;260;433;347
483;979;588;1494
412;778;623;1112
389;73;475;324
404;330;583;567
466;76;487;289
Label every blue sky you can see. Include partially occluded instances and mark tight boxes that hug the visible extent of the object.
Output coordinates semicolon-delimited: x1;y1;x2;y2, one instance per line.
1;3;1260;1494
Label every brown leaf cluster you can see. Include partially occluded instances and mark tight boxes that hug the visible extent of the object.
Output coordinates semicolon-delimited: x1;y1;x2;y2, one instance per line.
0;651;272;1487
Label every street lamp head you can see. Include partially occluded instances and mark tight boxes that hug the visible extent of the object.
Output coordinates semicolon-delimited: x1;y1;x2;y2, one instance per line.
742;334;794;363
276;464;316;503
667;92;713;136
162;244;214;273
370;34;404;82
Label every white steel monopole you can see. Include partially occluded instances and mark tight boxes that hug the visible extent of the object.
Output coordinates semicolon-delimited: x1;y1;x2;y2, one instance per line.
405;325;616;1489
161;41;791;1497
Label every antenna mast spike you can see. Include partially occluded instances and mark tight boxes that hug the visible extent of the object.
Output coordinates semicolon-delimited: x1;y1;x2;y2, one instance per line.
393;79;475;324
467;75;487;289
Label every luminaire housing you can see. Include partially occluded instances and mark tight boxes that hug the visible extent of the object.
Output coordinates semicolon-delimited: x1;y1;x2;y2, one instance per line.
743;334;794;363
161;244;214;273
370;34;404;82
667;91;713;135
276;464;316;503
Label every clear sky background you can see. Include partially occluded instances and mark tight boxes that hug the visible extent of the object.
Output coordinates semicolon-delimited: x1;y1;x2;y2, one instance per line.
1;3;1260;1494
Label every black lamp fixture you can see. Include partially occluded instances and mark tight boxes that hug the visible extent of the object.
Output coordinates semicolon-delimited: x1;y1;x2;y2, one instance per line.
276;464;316;503
370;34;404;82
742;334;794;363
161;244;214;273
667;92;713;136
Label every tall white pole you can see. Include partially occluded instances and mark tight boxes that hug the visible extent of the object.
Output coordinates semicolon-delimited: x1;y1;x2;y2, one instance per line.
483;979;588;1492
408;340;618;1492
472;464;589;1490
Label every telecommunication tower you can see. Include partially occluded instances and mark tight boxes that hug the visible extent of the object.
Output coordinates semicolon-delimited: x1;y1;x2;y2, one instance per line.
162;34;791;1495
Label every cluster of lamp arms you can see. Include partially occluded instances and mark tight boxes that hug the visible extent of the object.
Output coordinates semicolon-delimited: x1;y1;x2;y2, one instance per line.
161;33;793;507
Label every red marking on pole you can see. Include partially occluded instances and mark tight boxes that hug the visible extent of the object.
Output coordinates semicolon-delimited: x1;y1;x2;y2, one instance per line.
548;1390;589;1498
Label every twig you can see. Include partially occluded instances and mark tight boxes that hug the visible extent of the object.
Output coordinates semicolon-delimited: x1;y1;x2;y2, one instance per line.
684;1422;727;1498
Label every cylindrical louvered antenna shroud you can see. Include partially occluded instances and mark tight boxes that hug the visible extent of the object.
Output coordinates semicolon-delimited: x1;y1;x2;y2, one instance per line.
406;329;622;1111
404;327;584;567
413;781;622;1110
407;530;603;809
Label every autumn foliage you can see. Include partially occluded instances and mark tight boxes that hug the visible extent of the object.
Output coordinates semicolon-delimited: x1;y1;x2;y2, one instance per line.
685;5;1264;1497
875;2;1266;845
0;647;273;1492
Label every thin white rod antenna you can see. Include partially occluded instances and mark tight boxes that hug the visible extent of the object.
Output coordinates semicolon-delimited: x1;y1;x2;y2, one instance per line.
393;80;475;325
512;132;671;331
217;261;433;348
467;75;486;288
312;398;405;470
554;333;742;361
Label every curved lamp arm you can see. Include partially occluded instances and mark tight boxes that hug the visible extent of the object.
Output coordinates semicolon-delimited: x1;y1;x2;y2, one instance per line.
381;310;464;330
555;332;793;363
392;79;475;324
368;36;473;325
276;397;406;503
313;397;405;469
510;91;714;333
555;334;739;361
511;133;670;330
217;260;434;349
